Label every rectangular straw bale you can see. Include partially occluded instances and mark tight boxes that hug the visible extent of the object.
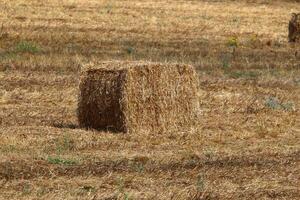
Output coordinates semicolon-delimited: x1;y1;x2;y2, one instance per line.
78;61;200;133
288;13;300;43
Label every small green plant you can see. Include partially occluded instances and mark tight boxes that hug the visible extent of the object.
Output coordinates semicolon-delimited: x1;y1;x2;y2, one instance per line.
47;156;77;165
125;46;135;55
0;144;18;153
268;68;280;77
265;97;281;110
15;41;40;53
124;193;132;200
190;174;210;199
227;36;238;47
0;52;18;62
293;78;300;85
116;177;125;194
281;102;295;111
77;185;96;196
228;70;259;79
105;4;113;14
55;134;75;153
196;175;205;192
249;33;265;48
231;17;240;23
265;97;295;111
131;162;144;173
115;177;132;199
36;186;47;197
80;185;95;192
222;59;230;70
22;183;31;195
220;53;231;71
203;149;213;159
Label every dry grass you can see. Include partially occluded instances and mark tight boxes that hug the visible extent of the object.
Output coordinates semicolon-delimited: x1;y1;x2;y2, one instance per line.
0;0;299;199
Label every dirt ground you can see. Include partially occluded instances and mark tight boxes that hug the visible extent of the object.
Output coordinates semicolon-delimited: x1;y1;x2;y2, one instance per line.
0;0;299;199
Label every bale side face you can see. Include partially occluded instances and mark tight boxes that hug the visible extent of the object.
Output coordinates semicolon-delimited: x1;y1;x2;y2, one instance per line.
78;69;127;132
123;63;200;133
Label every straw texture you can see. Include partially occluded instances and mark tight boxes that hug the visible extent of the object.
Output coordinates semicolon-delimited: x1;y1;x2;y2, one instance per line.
78;61;200;133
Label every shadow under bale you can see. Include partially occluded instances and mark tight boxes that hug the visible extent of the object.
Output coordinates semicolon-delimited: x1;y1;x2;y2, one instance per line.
52;122;78;129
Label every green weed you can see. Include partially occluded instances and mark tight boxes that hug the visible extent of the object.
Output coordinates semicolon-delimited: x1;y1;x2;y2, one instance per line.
47;156;78;165
55;134;75;154
125;46;135;55
265;97;295;111
228;70;260;79
22;183;31;195
196;174;205;192
15;41;40;54
227;36;238;47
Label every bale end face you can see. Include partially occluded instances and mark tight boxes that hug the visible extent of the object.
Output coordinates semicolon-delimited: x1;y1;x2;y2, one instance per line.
77;69;127;132
289;13;300;43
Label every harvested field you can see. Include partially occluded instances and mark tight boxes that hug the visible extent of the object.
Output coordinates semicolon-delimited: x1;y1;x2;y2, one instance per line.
0;0;300;199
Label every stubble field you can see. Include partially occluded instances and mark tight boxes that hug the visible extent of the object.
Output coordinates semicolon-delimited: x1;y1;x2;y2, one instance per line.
0;0;299;199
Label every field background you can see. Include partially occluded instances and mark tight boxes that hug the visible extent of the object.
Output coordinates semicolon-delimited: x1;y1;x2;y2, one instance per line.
0;0;300;199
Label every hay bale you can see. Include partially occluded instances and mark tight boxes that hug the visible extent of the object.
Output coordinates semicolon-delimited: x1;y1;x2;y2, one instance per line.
288;13;300;43
78;61;200;133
